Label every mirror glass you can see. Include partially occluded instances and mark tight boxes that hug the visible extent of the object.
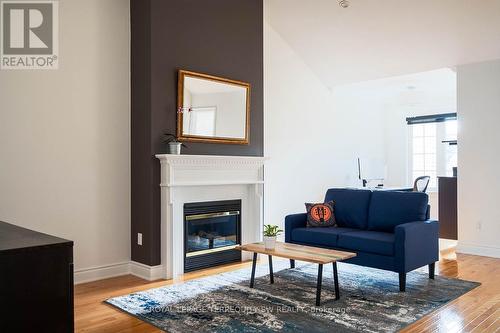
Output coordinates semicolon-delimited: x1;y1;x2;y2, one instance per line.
177;70;250;144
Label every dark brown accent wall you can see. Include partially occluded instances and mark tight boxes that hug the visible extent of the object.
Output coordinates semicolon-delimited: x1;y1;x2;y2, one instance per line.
131;0;264;265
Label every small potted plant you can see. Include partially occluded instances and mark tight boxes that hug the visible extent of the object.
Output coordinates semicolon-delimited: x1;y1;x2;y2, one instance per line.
163;133;186;155
263;224;283;250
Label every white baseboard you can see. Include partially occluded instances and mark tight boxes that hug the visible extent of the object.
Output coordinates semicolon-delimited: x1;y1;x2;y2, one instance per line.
74;262;131;284
74;261;165;284
130;261;165;281
456;242;500;258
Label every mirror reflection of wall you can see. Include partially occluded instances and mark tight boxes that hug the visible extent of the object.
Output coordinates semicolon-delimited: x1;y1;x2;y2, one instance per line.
182;76;247;140
186;107;216;137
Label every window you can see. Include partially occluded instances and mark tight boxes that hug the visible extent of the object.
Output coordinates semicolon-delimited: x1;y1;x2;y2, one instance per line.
411;123;437;189
408;115;457;191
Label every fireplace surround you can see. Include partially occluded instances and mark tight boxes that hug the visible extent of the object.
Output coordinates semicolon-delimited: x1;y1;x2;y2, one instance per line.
156;154;266;279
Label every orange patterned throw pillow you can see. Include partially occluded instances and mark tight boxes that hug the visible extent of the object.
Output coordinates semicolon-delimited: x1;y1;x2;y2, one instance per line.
305;201;337;227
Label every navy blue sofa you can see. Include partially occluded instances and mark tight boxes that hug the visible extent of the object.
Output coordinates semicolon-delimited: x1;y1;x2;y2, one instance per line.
285;188;439;291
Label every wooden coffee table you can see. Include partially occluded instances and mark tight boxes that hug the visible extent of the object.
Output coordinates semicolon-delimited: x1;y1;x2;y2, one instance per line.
236;242;356;306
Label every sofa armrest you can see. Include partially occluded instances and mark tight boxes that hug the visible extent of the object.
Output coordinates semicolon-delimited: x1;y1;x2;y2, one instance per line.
395;220;439;273
285;213;307;242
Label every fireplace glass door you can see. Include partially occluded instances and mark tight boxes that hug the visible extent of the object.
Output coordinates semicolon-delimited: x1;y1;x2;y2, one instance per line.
184;200;242;272
186;211;239;256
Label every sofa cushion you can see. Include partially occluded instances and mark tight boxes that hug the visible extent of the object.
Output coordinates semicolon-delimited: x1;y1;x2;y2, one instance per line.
338;230;395;256
324;188;372;229
305;201;337;227
291;227;359;248
368;191;429;232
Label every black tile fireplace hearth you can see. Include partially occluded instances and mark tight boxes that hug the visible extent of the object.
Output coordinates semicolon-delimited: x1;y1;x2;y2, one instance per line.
184;200;242;272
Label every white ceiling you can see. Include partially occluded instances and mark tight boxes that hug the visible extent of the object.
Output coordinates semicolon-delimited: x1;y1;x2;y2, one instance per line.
333;68;457;113
266;0;500;87
336;67;456;99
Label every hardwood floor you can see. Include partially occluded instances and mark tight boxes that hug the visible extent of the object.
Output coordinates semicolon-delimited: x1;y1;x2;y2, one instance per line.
75;252;500;333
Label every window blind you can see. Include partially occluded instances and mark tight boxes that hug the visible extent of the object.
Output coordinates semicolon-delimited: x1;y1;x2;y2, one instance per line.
406;112;457;125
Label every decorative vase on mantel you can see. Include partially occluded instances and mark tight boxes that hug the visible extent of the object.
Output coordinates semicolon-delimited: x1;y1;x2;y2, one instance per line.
168;142;182;155
163;133;185;155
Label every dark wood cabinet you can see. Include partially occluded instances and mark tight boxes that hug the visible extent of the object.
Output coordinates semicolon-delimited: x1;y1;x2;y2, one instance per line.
0;221;74;332
438;177;458;240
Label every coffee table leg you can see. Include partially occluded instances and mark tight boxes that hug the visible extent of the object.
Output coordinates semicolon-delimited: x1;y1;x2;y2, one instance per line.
333;262;340;300
268;255;274;284
316;264;323;306
250;252;257;288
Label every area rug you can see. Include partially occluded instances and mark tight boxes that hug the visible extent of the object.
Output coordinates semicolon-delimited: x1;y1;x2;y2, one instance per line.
106;261;479;332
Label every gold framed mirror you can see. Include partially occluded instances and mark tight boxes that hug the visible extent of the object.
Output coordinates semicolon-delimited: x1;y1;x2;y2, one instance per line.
177;70;250;144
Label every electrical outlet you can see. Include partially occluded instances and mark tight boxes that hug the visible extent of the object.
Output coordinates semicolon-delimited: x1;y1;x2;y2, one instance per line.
137;233;143;246
476;221;482;230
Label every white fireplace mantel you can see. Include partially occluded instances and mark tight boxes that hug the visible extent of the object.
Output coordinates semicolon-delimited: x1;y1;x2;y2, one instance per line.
155;154;267;279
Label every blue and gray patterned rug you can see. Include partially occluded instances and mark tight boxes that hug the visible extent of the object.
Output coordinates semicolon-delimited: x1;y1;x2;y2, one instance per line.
106;261;479;332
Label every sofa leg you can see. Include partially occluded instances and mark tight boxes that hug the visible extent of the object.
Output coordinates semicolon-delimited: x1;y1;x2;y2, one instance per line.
429;263;435;279
290;259;295;268
399;272;406;292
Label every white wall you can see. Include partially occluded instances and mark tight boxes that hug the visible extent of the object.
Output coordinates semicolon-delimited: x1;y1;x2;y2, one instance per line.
457;59;500;258
264;20;385;232
0;0;131;278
